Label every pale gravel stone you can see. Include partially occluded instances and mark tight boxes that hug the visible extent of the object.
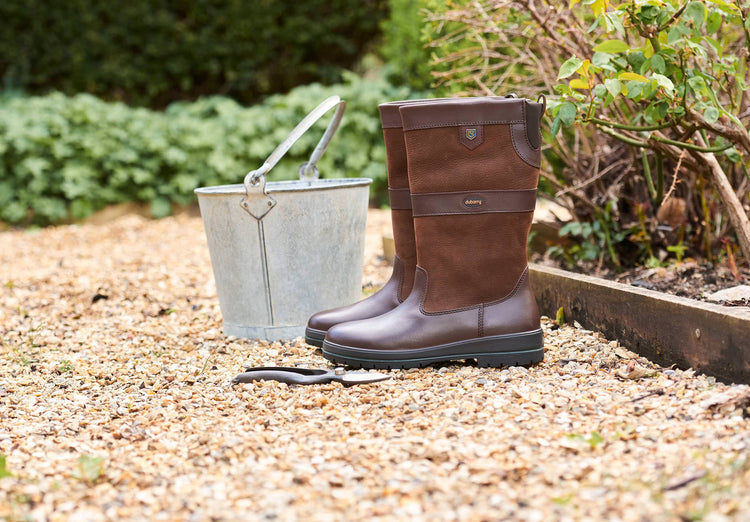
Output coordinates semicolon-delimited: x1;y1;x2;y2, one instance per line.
706;285;750;302
0;209;748;521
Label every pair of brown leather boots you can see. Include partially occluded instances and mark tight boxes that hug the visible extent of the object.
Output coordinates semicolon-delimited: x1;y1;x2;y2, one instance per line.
305;96;545;369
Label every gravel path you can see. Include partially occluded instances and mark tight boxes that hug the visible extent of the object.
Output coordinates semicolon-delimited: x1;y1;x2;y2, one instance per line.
1;210;748;521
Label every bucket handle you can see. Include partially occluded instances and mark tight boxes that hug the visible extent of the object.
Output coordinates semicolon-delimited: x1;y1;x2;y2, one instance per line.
241;96;345;219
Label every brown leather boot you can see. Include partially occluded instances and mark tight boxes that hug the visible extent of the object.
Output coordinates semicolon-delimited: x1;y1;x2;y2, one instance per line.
304;101;419;346
322;97;545;368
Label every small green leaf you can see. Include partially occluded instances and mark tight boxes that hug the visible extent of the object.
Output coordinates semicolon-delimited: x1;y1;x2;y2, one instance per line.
604;78;622;97
550;113;562;138
639;5;659;22
593;39;630;53
687;75;706;94
684;2;706;28
652;74;675;95
667;25;686;45
556;307;565;325
605;12;625;35
558;56;583;80
558;102;577;125
591;52;612;67
625;81;644;99
725;147;741;162
74;455;104;483
650;54;666;74
594;431;604;446
627;51;646;73
704;107;719;124
0;454;13;479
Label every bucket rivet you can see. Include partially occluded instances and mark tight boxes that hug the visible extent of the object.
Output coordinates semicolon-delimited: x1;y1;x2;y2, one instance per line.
267;201;273;206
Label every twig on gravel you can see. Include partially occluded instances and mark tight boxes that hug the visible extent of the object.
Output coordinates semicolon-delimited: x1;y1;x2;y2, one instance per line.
663;472;707;491
630;388;665;402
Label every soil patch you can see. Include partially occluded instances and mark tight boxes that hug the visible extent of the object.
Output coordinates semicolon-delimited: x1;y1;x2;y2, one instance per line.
532;254;750;307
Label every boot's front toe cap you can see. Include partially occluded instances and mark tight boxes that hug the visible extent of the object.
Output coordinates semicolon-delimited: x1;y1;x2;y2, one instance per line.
307;308;338;331
324;320;367;348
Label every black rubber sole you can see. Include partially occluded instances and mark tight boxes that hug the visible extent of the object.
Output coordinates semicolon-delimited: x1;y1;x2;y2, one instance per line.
304;327;326;348
322;329;544;369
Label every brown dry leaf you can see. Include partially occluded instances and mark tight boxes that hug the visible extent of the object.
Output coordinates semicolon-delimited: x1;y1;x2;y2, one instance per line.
704;391;750;417
656;197;687;228
614;347;638;360
617;363;657;380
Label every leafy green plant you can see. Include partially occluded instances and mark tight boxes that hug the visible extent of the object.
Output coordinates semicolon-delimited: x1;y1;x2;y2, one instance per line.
380;0;436;89
55;360;73;374
549;202;630;267
72;455;104;483
425;0;750;268
0;454;13;479
7;322;44;366
551;0;750;263
556;306;565;326
566;431;605;449
667;241;688;263
0;74;424;226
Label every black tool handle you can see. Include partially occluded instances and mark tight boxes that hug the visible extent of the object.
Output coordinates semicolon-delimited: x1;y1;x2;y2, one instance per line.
232;369;330;385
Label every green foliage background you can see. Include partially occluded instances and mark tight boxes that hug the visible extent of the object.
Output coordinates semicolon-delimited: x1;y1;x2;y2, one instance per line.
380;0;436;90
0;0;387;107
425;0;750;267
0;74;422;226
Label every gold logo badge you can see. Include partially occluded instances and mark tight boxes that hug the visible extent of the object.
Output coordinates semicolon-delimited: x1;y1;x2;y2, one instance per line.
463;197;483;208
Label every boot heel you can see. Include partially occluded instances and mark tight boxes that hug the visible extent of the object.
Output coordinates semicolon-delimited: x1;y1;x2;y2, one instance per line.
476;348;544;368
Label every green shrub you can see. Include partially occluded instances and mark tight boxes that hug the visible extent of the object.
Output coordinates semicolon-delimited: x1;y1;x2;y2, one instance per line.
426;0;750;267
551;0;750;265
0;73;423;226
0;0;387;107
380;0;435;90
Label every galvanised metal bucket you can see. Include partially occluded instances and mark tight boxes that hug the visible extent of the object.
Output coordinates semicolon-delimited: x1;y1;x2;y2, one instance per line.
195;97;372;340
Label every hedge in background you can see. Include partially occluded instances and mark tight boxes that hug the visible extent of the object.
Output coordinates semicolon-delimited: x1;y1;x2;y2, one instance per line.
380;0;436;90
0;74;421;226
0;0;386;107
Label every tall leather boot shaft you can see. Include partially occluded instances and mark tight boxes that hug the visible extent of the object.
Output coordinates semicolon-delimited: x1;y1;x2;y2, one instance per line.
304;101;419;346
402;98;542;312
323;97;545;368
380;104;416;300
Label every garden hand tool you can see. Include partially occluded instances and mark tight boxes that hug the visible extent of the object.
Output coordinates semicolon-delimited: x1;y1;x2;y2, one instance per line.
231;366;391;386
322;96;546;369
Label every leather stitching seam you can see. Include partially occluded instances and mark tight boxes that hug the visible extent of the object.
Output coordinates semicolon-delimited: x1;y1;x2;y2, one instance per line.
509;103;541;169
413;209;534;217
419;265;530;315
510;123;540;168
406;120;524;130
394;256;406;303
478;305;484;338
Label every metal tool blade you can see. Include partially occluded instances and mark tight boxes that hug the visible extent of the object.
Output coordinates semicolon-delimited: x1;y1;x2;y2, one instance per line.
339;372;391;384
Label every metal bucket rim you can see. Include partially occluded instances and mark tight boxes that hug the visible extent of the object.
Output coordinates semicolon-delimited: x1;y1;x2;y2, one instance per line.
194;177;372;196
